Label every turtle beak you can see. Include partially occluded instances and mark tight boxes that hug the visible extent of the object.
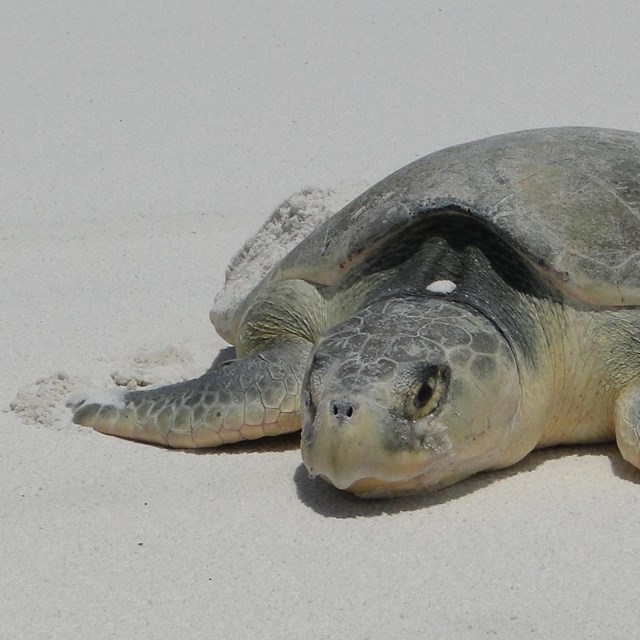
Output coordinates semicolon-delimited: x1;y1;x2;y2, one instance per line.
301;394;432;495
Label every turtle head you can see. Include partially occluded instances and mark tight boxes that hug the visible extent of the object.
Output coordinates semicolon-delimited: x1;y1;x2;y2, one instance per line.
300;297;522;497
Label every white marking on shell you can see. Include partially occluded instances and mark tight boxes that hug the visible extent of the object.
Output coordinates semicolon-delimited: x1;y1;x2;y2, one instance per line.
426;280;457;294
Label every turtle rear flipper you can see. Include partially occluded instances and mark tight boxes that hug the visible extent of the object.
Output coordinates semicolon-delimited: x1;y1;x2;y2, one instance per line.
68;339;312;448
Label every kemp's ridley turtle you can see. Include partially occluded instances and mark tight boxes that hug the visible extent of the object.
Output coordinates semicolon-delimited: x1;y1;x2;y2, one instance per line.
71;127;640;496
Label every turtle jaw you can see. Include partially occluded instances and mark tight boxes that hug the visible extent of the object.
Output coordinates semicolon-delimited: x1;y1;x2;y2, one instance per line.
340;473;459;498
300;397;456;496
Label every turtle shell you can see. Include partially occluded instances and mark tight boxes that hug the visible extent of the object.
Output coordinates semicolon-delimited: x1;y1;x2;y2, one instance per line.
271;127;640;308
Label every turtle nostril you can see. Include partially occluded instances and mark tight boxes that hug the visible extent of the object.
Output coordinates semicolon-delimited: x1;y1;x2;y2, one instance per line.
329;400;358;421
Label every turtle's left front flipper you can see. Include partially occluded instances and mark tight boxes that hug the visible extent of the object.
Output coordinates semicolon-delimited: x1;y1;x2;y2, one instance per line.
614;386;640;470
69;338;312;448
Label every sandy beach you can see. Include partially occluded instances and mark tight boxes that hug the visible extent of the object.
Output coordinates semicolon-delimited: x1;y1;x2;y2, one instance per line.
3;2;640;637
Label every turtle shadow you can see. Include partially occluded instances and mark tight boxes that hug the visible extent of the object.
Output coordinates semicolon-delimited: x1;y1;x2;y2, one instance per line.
115;430;301;456
293;443;640;518
607;446;640;484
178;431;302;456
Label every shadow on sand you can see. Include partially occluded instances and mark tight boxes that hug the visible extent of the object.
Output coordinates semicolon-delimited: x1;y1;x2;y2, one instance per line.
293;443;640;519
125;346;640;512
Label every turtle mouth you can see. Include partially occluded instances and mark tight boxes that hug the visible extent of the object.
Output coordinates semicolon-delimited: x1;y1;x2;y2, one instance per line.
314;474;421;498
305;455;438;495
300;402;453;495
305;447;457;497
337;475;446;498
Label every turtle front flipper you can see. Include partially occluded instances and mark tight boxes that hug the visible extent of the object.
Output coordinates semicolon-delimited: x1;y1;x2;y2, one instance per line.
614;386;640;470
69;339;312;448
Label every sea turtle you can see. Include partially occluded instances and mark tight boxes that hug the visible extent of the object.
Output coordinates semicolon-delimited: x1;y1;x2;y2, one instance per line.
70;126;640;497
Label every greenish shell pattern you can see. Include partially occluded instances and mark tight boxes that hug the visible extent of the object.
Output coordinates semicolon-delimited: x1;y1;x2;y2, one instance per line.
267;127;640;308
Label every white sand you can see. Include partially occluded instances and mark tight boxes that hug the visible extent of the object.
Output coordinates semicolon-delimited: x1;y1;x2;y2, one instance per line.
3;2;640;638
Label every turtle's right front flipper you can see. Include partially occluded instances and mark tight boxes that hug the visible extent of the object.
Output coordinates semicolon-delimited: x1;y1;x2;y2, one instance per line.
69;339;312;448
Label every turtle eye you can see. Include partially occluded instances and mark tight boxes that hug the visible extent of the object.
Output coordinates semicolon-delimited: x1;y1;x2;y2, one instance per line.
414;381;434;409
407;366;448;419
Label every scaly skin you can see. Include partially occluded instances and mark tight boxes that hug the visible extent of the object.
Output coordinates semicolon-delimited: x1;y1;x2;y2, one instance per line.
66;127;640;496
71;340;312;448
